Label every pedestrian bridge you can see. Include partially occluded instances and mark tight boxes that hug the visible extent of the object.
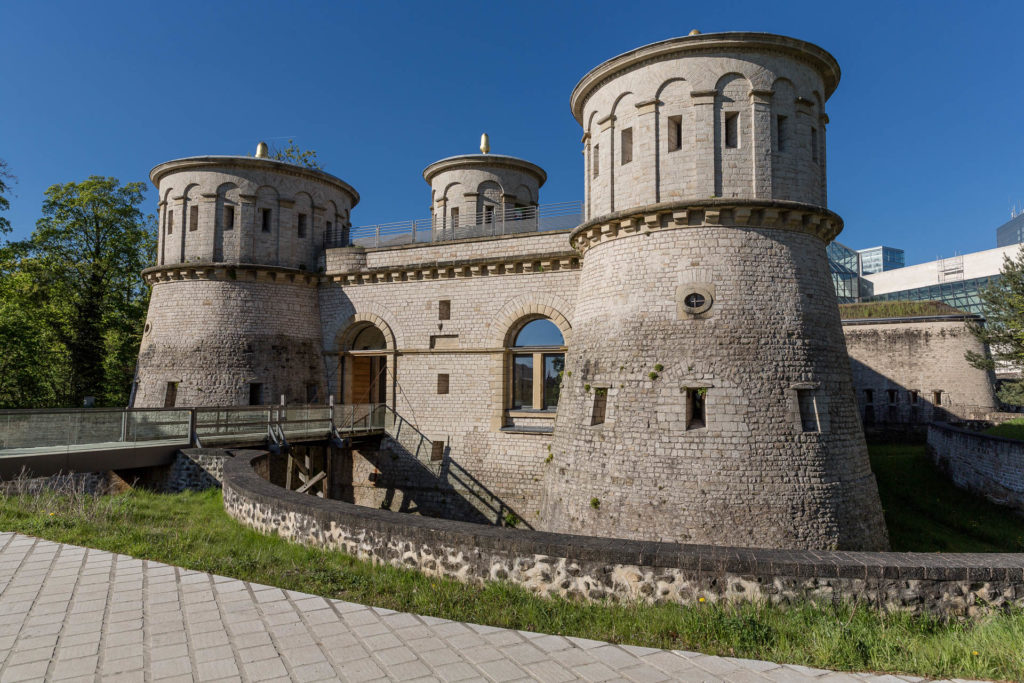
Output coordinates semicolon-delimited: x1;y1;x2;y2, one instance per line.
0;404;392;478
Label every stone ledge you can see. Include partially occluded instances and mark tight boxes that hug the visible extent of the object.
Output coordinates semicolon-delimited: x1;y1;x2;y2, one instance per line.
326;251;581;285
223;451;1024;615
142;263;320;287
571;199;843;254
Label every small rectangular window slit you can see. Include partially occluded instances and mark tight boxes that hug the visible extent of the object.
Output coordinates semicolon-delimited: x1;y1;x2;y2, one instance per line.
438;300;451;320
297;213;308;238
668;115;682;152
437;374;449;395
776;115;788;151
685;388;706;430
620;127;633;164
724;113;739;148
261;209;272;233
164;382;178;408
189;204;199;232
591;388;607;425
224;205;235;231
592;144;600;177
797;389;819;432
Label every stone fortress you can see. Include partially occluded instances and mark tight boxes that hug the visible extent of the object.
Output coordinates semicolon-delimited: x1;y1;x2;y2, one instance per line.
134;31;998;552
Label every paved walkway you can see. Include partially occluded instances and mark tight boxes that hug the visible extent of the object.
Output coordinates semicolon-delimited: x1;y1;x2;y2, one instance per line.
0;532;969;682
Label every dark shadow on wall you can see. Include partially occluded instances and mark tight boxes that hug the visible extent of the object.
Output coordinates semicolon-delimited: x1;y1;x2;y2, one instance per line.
850;358;946;441
337;433;533;529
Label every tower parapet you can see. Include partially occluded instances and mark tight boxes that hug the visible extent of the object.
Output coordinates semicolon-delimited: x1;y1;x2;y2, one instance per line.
541;32;889;551
134;155;359;408
423;154;546;237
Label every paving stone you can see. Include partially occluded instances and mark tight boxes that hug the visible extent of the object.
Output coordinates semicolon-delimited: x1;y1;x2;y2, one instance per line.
195;657;242;680
0;534;983;683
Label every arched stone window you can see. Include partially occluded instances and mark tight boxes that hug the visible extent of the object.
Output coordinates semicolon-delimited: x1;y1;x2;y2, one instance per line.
509;318;565;412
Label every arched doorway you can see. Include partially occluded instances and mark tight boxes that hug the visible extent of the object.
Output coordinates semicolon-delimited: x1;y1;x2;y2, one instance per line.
340;323;389;405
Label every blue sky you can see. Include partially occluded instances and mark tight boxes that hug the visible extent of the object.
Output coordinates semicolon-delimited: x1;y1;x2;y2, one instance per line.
2;0;1022;266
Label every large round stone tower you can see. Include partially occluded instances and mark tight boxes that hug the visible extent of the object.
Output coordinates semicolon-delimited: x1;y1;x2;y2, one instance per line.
134;152;358;407
541;32;889;550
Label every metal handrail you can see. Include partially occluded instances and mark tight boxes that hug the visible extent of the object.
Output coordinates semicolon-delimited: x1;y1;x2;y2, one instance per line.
325;200;583;249
0;402;389;455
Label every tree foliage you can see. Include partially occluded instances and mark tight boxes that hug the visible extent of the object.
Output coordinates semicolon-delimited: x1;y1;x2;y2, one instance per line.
966;246;1024;405
0;158;14;239
269;139;322;169
0;176;155;408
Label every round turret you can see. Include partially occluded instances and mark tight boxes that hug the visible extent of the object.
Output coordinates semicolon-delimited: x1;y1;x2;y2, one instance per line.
133;156;359;408
541;32;889;551
423;152;545;237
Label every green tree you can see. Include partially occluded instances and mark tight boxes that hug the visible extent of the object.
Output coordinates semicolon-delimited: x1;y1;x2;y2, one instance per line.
966;246;1024;405
13;177;156;406
0;158;14;239
269;139;322;169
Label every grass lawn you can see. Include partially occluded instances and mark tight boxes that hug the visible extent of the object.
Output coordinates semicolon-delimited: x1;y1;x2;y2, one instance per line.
0;446;1021;680
983;418;1024;441
870;442;1024;552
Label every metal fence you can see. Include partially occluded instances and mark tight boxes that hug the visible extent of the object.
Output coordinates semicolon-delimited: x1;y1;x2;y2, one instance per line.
325;200;583;249
0;403;388;458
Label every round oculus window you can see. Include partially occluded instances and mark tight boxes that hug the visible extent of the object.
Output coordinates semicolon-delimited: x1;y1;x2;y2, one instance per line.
681;288;713;315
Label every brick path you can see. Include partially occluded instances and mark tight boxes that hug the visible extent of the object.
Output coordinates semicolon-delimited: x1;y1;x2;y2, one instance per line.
0;532;971;682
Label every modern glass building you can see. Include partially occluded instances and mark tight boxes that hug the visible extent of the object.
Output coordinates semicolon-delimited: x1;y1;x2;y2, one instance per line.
856;246;905;275
827;241;863;303
996;213;1024;247
860;276;994;315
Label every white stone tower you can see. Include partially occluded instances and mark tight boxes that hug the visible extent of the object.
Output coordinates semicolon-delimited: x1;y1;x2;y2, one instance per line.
134;153;358;407
541;32;889;550
423;151;546;239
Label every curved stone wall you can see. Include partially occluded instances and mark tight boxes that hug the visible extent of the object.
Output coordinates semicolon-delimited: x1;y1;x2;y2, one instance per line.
844;317;998;425
543;201;887;550
223;451;1024;617
423;155;546;230
547;31;887;551
572;32;836;219
150;156;358;270
134;269;324;407
929;423;1024;511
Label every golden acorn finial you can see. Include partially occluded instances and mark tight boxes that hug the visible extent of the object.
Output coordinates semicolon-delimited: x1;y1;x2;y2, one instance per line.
689;29;701;35
480;133;490;154
255;141;269;158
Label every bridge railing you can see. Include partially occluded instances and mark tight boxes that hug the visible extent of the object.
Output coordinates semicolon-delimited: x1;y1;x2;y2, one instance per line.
0;402;391;459
0;407;193;455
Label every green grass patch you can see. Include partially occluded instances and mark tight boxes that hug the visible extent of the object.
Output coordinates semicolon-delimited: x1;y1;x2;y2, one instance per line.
839;300;967;319
983;418;1024;441
0;454;1023;680
870;442;1024;552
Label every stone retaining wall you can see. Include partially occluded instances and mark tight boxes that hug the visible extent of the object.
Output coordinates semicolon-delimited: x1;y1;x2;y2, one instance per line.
928;422;1024;511
223;451;1024;617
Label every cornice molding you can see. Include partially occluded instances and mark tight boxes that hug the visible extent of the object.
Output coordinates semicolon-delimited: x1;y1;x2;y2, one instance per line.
326;251;581;286
571;32;841;124
142;263;319;287
571;199;843;254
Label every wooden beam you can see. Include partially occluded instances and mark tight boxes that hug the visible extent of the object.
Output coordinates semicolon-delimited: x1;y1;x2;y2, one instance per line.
296;471;327;494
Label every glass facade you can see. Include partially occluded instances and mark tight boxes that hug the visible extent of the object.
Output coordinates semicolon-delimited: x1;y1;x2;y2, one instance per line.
996;213;1024;247
827;241;862;304
861;276;995;316
857;246;905;275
